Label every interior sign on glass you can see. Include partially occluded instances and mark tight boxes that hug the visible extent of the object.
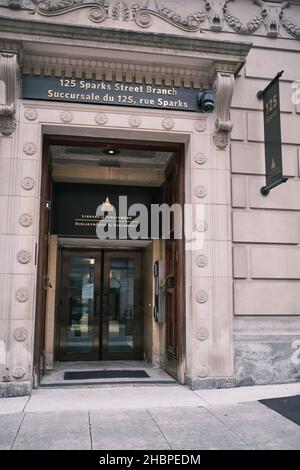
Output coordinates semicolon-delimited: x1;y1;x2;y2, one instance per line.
22;75;201;112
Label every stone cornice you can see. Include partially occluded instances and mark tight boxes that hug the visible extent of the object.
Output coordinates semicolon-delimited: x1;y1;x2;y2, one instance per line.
0;17;251;87
0;16;252;65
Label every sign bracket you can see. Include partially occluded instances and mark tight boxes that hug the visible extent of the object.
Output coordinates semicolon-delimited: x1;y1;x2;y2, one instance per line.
260;176;288;196
257;70;284;100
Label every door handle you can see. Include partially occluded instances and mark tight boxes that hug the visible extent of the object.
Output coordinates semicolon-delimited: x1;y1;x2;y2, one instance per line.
42;274;52;290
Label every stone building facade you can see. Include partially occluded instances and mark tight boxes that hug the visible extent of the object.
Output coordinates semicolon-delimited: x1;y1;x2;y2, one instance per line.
0;0;300;397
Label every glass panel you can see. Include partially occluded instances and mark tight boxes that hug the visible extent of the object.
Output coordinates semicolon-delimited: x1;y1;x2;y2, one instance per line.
107;258;134;353
66;256;95;353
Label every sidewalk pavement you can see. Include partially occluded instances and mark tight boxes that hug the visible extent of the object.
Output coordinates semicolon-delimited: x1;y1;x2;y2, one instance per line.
1;382;300;450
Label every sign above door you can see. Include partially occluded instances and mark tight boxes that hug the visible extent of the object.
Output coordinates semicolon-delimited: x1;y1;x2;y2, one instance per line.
22;75;202;112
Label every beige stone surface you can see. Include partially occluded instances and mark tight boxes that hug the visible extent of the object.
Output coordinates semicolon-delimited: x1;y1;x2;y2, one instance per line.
245;48;300;82
232;78;293;113
231;142;298;177
231;176;247;208
233;211;300;244
247;112;300;145
233;246;248;279
249;178;300;210
234;282;300;315
250;247;300;279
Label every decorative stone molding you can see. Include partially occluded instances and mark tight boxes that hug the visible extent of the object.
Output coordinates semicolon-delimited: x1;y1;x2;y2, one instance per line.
224;0;263;35
194;186;207;199
253;0;289;38
197;364;209;378
13;327;28;342
22;54;208;90
196;220;208;233
161;117;174;130
24;108;38;121
15;287;29;303
213;132;229;150
129;115;141;128
17;250;32;264
89;3;108;23
112;1;130;22
12;367;26;379
194;153;207;166
1;1;299;40
95;113;108;126
23;0;205;32
134;3;204;32
23;142;37;156
19;213;33;228
196;290;208;304
2;1;33;11
196;327;209;341
196;254;208;268
281;16;300;40
205;0;227;32
21;176;35;191
195;120;207;133
60;111;73;123
0;52;18;136
213;71;235;150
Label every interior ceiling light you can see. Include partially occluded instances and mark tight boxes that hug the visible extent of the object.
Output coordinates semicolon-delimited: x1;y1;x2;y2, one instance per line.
103;147;120;155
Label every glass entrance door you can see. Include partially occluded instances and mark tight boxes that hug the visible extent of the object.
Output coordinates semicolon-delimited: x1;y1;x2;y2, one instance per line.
59;251;101;360
102;252;143;360
58;249;143;360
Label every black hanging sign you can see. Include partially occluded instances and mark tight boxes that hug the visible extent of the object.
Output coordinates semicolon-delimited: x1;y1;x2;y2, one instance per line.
257;70;288;195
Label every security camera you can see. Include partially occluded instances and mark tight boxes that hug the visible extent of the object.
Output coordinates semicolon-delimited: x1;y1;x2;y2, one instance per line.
198;91;215;113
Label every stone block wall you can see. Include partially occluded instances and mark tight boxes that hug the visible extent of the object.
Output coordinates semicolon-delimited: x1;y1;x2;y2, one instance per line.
231;45;300;385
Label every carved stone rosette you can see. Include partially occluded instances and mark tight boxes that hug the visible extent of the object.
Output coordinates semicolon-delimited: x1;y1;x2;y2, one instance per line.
13;327;28;342
21;177;35;191
19;213;33;228
0;53;18;136
12;367;26;379
162;118;174;130
15;287;29;303
213;71;235;149
129;115;141;128
17;250;32;264
24;108;38;121
196;327;209;341
194;153;207;166
197;364;209;378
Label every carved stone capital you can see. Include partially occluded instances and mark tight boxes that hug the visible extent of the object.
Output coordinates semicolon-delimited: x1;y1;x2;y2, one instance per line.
213;71;235;149
0;52;18;136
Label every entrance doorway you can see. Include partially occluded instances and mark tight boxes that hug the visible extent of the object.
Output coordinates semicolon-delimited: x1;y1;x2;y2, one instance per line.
35;135;185;384
58;249;143;361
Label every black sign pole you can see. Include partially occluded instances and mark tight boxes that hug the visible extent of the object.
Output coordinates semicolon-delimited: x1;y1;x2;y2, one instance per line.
257;70;288;196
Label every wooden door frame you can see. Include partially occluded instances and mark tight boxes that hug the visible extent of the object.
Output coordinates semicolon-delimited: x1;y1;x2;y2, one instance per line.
33;139;51;387
175;145;186;384
163;145;186;383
